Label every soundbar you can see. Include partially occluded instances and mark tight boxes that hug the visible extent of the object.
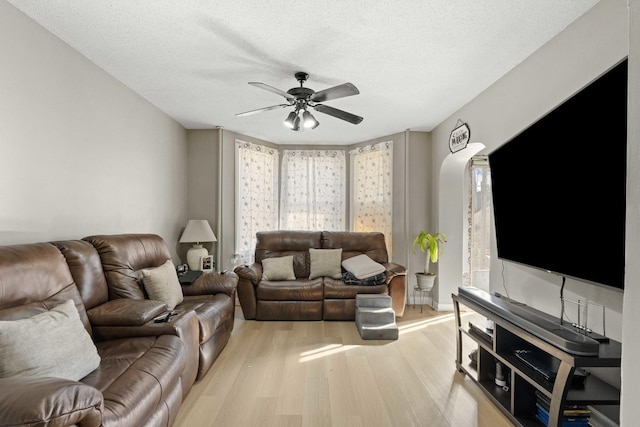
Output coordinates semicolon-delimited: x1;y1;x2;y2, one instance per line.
457;287;600;356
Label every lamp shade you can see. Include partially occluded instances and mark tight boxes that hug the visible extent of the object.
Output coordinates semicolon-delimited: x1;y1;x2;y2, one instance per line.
179;220;217;244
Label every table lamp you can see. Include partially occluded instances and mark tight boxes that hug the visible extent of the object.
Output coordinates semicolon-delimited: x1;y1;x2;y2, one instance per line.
179;219;217;271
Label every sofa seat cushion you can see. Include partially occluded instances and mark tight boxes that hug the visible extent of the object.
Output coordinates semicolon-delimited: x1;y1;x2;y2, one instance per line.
0;376;103;427
323;277;388;299
178;294;235;344
82;335;185;427
257;279;323;301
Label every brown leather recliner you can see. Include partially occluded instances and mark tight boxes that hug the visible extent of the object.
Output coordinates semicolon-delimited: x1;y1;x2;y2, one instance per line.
0;241;197;427
83;233;238;380
235;230;406;321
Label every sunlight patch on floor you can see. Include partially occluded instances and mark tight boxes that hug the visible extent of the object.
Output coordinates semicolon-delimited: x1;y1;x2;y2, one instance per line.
398;311;474;335
299;343;361;362
296;312;475;362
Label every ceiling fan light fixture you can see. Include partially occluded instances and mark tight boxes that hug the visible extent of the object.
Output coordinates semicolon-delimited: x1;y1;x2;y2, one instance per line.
243;72;362;128
284;111;297;128
303;111;319;129
292;115;301;131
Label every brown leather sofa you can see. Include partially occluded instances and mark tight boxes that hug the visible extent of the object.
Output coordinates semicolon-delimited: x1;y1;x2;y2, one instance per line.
0;234;237;427
235;231;406;321
82;234;237;380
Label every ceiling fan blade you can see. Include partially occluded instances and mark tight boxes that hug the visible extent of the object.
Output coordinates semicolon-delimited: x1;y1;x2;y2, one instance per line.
248;82;296;101
236;104;290;117
313;104;363;124
310;83;359;103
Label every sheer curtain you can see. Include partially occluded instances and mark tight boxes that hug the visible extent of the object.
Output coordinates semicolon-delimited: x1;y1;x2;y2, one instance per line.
235;140;279;262
350;141;393;254
280;149;346;231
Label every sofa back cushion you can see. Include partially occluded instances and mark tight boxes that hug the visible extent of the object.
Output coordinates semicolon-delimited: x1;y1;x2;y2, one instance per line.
255;231;322;279
83;234;172;300
52;240;109;311
0;242;92;335
321;231;389;263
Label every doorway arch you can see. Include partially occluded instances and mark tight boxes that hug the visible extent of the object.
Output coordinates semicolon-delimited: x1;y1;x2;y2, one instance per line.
433;142;486;311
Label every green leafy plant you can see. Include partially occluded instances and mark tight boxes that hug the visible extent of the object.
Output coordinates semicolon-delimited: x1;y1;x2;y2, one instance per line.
411;231;447;274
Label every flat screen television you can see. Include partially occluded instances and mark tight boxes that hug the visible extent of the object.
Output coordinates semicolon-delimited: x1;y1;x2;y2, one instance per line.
488;58;627;291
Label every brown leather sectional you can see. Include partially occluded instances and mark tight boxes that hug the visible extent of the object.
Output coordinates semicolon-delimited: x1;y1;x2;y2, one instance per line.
0;233;237;427
235;231;406;320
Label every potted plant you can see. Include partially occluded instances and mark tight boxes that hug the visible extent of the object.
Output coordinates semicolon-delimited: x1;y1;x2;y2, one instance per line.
411;231;447;290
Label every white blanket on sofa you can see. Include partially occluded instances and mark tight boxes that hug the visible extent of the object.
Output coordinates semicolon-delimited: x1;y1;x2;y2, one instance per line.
341;254;386;279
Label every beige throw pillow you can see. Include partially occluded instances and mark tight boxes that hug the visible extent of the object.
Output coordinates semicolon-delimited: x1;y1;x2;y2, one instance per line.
0;299;101;381
309;248;343;279
262;255;296;281
142;260;184;310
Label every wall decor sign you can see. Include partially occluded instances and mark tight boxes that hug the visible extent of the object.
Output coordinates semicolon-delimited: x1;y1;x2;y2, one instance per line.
449;120;470;153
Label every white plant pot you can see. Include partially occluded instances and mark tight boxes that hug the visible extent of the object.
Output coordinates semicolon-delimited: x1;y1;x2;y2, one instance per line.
416;273;436;291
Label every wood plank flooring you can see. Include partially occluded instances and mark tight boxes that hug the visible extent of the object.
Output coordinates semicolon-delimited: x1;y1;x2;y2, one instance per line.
173;304;514;427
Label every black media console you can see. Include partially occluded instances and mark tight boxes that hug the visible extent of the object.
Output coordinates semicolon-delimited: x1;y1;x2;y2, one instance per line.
453;287;620;427
457;287;600;356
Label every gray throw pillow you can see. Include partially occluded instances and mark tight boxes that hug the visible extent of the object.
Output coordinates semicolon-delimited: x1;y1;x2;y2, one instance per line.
141;260;184;310
0;299;101;381
309;248;343;279
262;255;296;281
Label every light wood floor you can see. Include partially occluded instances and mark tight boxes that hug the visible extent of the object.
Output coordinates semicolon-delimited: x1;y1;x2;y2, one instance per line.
173;304;514;427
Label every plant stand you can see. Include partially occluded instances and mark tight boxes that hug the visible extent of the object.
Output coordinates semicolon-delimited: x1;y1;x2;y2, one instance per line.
413;286;432;313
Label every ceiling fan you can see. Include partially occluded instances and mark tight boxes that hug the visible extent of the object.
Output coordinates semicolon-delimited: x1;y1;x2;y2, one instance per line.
236;72;363;131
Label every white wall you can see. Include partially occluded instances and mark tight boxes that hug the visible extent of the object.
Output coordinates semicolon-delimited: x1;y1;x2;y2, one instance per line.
431;0;629;418
0;2;188;259
622;0;639;423
184;129;219;265
432;0;627;338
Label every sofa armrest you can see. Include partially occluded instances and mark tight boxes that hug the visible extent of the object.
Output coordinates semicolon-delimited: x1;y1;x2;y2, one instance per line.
181;271;238;298
234;263;262;285
91;310;198;342
87;299;167;326
382;261;407;278
382;262;407;317
234;263;262;320
0;377;103;427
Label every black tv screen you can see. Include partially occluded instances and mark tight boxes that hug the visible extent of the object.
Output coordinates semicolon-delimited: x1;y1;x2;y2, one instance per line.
489;58;627;291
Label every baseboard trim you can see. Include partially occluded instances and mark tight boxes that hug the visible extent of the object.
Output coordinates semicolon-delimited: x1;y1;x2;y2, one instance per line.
433;302;454;312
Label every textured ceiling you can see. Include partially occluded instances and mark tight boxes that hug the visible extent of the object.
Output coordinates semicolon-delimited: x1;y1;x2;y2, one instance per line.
7;0;599;145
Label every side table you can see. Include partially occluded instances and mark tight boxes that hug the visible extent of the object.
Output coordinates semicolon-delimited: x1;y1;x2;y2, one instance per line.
413;286;432;313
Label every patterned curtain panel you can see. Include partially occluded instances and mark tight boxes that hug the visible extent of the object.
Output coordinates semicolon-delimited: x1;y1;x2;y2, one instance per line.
280;149;346;231
350;141;393;254
235;140;279;262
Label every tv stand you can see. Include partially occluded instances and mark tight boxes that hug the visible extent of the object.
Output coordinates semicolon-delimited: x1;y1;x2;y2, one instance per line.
453;287;620;427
